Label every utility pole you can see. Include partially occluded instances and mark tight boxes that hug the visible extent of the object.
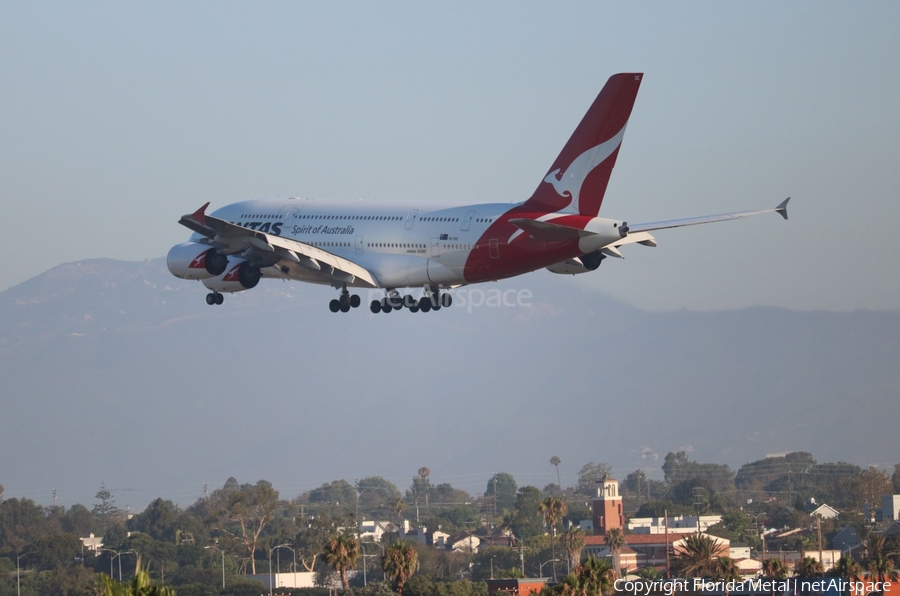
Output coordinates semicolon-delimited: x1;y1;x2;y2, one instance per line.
52;488;57;508
664;509;670;579
817;516;823;565
493;478;498;517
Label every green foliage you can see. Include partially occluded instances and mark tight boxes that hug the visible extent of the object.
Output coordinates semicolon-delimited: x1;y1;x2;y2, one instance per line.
100;569;176;595
305;480;357;509
383;540;419;596
671;533;721;578
575;462;612;496
359;477;403;517
30;533;83;570
128;499;181;543
633;500;693;518
402;575;487;596
0;497;47;553
511;487;546;541
322;533;359;590
485;474;517;513
294;510;353;572
663;452;735;512
470;547;520;581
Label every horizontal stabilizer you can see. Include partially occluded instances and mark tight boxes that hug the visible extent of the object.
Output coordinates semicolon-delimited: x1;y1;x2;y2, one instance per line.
627;198;792;234
508;218;595;242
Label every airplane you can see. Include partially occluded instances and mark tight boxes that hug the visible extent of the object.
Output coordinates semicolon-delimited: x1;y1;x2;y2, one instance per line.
167;72;789;314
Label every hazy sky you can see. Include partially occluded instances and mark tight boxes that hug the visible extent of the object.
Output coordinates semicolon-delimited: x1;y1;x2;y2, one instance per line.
2;2;898;311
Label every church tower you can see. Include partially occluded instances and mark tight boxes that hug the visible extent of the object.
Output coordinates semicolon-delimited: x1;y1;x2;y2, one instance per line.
592;475;624;536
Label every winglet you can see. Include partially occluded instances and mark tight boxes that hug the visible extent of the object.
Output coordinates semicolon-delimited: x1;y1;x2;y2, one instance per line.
191;202;211;226
776;197;790;220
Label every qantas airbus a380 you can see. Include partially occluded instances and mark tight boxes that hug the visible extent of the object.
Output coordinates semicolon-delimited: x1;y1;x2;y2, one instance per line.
167;73;789;313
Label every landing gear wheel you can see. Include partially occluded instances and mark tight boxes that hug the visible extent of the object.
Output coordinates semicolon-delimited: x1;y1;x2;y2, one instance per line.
409;302;420;313
350;294;361;308
206;293;216;305
441;293;452;308
370;299;382;314
340;302;351;313
380;298;392;314
418;298;432;313
403;294;417;309
329;299;340;313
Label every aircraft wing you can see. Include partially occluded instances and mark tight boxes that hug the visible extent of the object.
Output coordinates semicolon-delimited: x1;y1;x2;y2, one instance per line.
178;203;379;288
625;198;789;234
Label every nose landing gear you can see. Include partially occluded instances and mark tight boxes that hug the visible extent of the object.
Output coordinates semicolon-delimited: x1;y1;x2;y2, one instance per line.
205;292;224;305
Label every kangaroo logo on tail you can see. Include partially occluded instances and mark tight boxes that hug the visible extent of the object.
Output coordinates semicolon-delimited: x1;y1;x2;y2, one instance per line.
543;124;628;214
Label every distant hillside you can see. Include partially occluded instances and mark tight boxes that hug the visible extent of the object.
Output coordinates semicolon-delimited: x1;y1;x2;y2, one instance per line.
1;258;898;509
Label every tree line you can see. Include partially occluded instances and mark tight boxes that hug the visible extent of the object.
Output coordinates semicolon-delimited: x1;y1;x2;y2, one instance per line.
2;451;899;595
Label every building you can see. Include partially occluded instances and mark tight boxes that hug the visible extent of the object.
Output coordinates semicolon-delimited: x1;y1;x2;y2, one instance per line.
583;532;729;573
592;475;624;536
486;578;548;596
809;503;840;520
882;495;900;522
628;515;722;534
80;533;103;552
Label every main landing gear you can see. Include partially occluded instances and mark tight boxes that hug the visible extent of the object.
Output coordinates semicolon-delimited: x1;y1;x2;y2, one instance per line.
205;292;224;305
369;287;452;314
329;286;361;313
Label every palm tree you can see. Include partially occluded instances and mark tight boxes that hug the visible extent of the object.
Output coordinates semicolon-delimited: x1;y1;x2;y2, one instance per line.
794;556;824;578
865;534;899;585
382;541;419;596
578;555;616;596
830;556;862;596
562;526;585;573
672;533;720;578
417;467;431;510
761;558;788;580
322;534;360;590
392;497;407;526
551;456;562;490
605;527;626;578
101;569;176;596
830;555;862;579
539;496;568;581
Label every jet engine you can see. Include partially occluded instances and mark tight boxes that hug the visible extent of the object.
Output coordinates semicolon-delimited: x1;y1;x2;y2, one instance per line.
202;260;261;293
546;250;606;275
167;242;229;280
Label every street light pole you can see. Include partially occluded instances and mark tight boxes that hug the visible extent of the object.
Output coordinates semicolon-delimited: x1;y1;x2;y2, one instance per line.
271;544;295;594
540;559;560;579
204;545;226;589
17;551;36;596
360;542;385;587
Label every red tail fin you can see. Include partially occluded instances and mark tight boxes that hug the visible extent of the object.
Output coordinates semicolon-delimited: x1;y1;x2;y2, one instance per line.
525;73;642;217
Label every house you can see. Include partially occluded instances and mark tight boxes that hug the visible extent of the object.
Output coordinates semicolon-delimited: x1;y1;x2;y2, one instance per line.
809;503;840;520
359;520;396;543
80;533;103;552
882;495;900;522
832;525;861;553
446;532;481;553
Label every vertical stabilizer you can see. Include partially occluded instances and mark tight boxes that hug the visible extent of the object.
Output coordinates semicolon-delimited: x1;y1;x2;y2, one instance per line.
525;73;643;217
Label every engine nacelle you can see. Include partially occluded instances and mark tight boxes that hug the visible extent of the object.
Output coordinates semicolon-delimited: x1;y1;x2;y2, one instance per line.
167;242;229;280
546;250;606;275
202;260;261;293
